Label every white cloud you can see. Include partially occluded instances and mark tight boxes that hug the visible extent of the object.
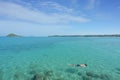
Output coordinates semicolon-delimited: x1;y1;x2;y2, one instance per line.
39;2;73;13
0;2;90;24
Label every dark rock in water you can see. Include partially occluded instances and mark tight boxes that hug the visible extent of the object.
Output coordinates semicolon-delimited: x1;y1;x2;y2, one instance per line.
77;72;82;76
100;74;111;80
44;70;53;76
43;76;49;80
116;72;120;74
29;70;37;75
32;70;53;80
115;68;120;72
32;74;43;80
86;72;99;79
115;68;120;74
82;76;91;80
55;77;65;80
65;68;78;74
14;73;20;80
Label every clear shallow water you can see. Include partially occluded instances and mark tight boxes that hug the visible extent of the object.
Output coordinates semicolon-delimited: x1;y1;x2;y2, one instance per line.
0;37;120;80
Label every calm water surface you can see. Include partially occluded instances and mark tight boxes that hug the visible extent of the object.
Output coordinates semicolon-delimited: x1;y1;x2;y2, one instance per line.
0;37;120;80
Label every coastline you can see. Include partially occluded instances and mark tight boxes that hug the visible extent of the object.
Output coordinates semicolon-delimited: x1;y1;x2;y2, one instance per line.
48;34;120;37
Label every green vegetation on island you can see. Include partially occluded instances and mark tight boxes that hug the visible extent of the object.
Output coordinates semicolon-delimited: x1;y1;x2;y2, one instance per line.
49;34;120;37
6;33;22;37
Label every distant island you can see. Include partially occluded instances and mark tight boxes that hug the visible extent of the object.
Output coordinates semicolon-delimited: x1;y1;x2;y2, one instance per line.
6;33;22;37
49;34;120;37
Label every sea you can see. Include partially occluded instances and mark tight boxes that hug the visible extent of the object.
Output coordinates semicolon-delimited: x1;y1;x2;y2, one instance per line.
0;37;120;80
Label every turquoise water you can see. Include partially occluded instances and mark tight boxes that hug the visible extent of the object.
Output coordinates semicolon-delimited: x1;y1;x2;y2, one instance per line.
0;37;120;80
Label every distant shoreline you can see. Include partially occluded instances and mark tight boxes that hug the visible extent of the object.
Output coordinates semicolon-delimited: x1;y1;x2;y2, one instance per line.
1;33;120;37
48;34;120;37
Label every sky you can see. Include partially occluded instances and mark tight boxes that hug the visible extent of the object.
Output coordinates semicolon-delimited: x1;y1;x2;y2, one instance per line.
0;0;120;36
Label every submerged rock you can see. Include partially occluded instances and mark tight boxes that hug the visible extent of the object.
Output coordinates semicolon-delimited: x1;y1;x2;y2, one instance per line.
115;68;120;72
44;70;53;76
32;74;43;80
77;72;82;76
29;70;37;75
116;72;120;74
86;72;99;78
115;68;120;75
82;76;91;80
54;77;65;80
100;74;111;80
14;73;20;80
31;70;53;80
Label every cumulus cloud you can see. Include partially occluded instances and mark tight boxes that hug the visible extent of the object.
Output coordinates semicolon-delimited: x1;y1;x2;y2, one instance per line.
0;2;90;24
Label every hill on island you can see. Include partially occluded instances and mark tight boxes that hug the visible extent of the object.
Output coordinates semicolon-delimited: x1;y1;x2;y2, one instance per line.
6;33;22;37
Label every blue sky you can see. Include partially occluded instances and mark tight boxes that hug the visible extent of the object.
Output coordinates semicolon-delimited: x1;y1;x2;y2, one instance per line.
0;0;120;36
